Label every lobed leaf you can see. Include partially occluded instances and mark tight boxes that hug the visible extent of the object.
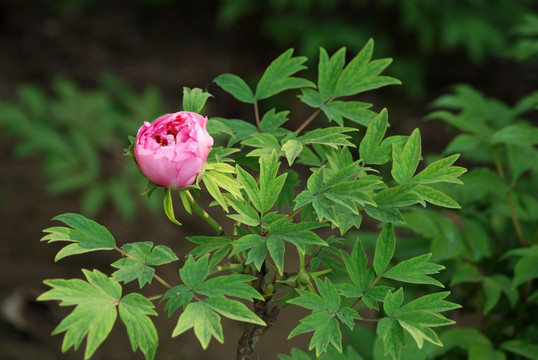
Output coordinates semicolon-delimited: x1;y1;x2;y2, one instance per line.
255;49;315;100
214;73;254;103
182;87;212;113
41;213;116;261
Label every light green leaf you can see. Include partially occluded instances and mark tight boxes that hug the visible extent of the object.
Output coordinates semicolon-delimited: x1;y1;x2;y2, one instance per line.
230;234;267;271
163;188;181;226
41;213;116;261
297;127;357;148
373;223;396;276
391;129;422;184
282;139;304;165
204;295;265;325
377;317;405;360
182;87;212;113
288;312;342;357
236;165;262;212
118;293;158;360
172;301;224;349
180;254;210;289
383;254;445;287
162;285;194;316
37;270;121;359
383;288;404;317
255;49;315;100
214;73;254;103
111;242;178;288
365;207;405;224
413;185;461;209
195;274;263;301
413;154;467;185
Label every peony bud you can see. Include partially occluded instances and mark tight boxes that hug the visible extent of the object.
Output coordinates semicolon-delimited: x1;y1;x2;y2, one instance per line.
134;111;213;189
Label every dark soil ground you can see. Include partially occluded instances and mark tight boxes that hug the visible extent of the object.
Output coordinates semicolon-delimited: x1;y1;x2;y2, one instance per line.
1;1;536;360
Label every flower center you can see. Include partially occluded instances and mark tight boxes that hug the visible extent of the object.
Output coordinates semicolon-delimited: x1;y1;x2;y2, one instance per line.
154;125;179;147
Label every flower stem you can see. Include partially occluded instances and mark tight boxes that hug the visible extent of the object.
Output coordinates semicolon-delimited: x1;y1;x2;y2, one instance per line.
185;190;225;235
254;99;261;130
491;148;528;247
296;108;321;134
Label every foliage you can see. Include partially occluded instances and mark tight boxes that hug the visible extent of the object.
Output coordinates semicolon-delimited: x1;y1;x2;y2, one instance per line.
39;40;466;359
217;0;536;96
0;75;164;219
388;84;538;359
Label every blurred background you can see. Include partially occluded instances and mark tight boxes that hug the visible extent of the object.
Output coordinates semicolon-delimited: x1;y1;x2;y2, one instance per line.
1;0;537;359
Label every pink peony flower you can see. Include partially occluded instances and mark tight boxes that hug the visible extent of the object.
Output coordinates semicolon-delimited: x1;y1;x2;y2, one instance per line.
134;111;213;189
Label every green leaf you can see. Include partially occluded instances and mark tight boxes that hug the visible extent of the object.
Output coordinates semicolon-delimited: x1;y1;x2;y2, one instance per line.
359;109;389;164
282;139;304;165
513;255;538;287
365;207;405;224
259;151;288;213
373;183;423;208
225;195;260;226
118;293;158;360
41;213;116;262
383;288;404;317
501;340;538;359
180;254;210;289
37;270;121;359
202;168;242;212
412;154;467;185
391;129;422;184
482;277;502;315
377;317;405;360
288;312;342;357
383;254;445;287
163;188;181;225
322;101;377;127
318;47;346;102
214;73;254;103
491;124;538;145
297;127;357;148
230;234;267;271
182;87;212;113
210;117;258;146
398;292;461;314
334;39;401;97
267;235;285;275
255;48;315;100
204;295;265;325
340;239;370;291
195;274;263;301
413;185;461;209
373;223;396;276
162;285;194;316
111;242;178;288
259;108;291;136
236;165;262;213
172;301;224;349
